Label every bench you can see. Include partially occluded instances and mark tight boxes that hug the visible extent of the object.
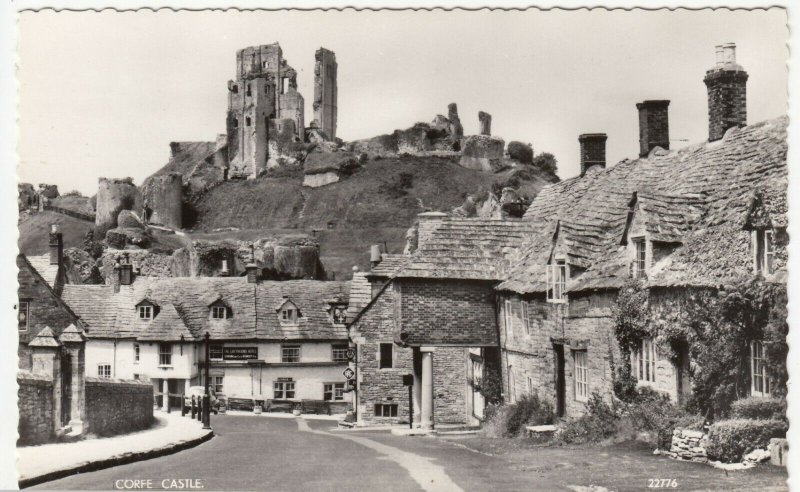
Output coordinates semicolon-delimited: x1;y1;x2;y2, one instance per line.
301;400;331;415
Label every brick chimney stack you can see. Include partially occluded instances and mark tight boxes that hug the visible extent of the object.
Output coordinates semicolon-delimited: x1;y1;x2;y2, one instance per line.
245;244;258;283
578;133;607;176
48;224;63;266
636;100;670;157
417;212;448;251
704;43;748;142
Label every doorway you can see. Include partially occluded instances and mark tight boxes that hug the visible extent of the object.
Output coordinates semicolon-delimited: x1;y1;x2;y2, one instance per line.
554;345;566;418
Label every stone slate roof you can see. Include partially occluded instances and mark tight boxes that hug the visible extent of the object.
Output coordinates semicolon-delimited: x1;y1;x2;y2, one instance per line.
367;254;411;279
62;277;350;342
396;218;536;280
499;116;788;294
27;255;59;290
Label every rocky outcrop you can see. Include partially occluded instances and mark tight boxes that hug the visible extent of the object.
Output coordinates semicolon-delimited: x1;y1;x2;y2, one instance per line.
303;151;362;188
116;210;145;229
95;177;143;238
64;247;103;284
105;227;151;249
459;135;506;172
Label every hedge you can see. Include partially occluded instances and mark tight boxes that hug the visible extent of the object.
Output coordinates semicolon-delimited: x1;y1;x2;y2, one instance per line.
730;397;786;421
706;418;788;463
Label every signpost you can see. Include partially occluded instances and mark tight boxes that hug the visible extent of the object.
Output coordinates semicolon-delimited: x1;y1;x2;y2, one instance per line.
343;367;355;380
345;347;356;361
203;332;211;430
402;374;414;429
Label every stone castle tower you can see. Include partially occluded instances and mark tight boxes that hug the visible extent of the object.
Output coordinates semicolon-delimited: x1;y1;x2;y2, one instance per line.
226;43;339;179
226;43;305;179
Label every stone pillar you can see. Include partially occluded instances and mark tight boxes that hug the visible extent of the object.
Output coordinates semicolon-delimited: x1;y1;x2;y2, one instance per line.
412;348;422;426
29;327;63;432
59;324;87;436
447;103;463;139
478;111;492;136
420;347;435;430
162;378;169;412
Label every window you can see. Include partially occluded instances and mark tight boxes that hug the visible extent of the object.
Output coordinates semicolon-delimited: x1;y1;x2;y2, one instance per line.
262;61;269;69
633;238;647;278
209;343;224;361
750;340;771;397
331;345;348;362
374;404;398;417
527;376;534;397
508;368;516;403
520;301;530;334
632;338;657;383
379;343;393;369
281;77;288;95
138;305;153;320
754;230;775;275
245;116;252;127
212;376;224;395
231;84;239;94
574;351;588;402
546;259;568;301
134;343;140;363
281;306;298;324
98;364;111;379
246;83;251;96
211;306;228;320
18;301;29;332
504;300;513;335
281;345;300;363
159;343;172;366
324;383;345;401
233;118;239;129
274;380;295;399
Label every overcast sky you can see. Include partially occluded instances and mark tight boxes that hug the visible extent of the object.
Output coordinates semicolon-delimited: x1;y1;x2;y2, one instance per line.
17;8;788;195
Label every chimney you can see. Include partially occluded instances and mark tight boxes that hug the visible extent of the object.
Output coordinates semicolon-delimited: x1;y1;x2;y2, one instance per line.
578;133;607;175
417;212;448;250
245;244;258;283
636;100;670;157
704;43;748;142
169;142;181;158
119;254;133;286
370;245;382;268
48;224;63;266
219;259;230;277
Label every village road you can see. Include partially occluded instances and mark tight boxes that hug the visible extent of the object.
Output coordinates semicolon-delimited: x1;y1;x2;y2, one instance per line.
29;414;565;492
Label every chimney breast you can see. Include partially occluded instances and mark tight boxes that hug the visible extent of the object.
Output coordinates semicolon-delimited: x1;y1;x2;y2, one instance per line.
578;133;607;176
636;100;670;157
704;43;748;142
416;212;448;251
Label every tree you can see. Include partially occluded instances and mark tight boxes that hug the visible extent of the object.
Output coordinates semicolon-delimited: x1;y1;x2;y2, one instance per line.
532;152;558;175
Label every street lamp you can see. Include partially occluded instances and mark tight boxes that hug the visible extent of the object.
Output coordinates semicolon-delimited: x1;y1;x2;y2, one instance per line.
203;331;211;429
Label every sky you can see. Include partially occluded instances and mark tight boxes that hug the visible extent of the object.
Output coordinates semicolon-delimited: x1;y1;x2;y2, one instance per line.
17;8;788;196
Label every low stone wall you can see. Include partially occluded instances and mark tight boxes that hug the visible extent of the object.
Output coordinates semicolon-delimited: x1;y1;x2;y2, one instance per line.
17;371;54;445
666;428;709;463
44;204;96;222
85;377;153;436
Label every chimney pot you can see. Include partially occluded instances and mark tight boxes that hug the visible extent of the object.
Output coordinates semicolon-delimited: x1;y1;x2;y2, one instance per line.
245;263;258;283
636;100;670;158
370;245;382;267
578;133;608;176
220;259;230;277
48;225;63;266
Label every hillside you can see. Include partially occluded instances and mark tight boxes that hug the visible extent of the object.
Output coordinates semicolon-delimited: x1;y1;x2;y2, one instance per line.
18;210;94;256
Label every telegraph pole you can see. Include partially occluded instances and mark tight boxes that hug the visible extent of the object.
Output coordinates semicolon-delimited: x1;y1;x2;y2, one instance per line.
203;332;211;429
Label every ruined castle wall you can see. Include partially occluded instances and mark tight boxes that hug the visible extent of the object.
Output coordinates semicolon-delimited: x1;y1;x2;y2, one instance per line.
314;48;338;140
95;178;143;237
142;173;183;229
279;89;305;140
227;72;274;179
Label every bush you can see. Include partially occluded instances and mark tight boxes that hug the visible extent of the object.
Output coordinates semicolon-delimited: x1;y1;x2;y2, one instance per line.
482;395;554;438
706;418;788;463
556;393;617;444
730;397;786;421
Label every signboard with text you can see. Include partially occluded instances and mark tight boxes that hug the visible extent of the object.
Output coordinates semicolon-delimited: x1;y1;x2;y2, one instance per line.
223;347;258;360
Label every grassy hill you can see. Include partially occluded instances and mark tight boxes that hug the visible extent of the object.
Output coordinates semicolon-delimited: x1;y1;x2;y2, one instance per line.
18;210;94;256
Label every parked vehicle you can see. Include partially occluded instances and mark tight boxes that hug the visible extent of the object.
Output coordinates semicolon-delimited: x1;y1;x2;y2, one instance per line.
184;386;221;414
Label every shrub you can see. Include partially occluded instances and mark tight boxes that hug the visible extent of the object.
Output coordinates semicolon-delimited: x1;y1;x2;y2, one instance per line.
556;393;617;444
481;395;554;438
706;418;788;463
730;397;786;421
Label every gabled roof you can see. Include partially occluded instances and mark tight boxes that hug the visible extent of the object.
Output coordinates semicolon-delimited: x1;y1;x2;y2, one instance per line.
367;254;411;279
396;218;536;281
499;116;788;294
26;255;59;290
62;278;351;341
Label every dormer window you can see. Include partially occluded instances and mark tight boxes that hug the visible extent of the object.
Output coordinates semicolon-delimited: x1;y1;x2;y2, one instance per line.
753;229;775;275
546;259;568;302
139;305;153;320
330;304;348;324
211;306;228;320
277;299;300;325
633;238;647;278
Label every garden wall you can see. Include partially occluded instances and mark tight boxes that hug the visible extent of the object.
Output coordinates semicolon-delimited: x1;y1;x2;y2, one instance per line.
85;377;153;436
17;371;54;445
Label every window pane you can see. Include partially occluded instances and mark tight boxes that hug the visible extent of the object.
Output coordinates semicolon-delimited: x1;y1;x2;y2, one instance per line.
380;343;393;369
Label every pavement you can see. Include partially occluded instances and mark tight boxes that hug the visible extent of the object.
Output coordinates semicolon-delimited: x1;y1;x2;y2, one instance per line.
28;414;789;491
18;411;212;488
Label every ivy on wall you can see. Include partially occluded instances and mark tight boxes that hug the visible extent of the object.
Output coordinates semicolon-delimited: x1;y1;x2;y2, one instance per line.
611;277;787;418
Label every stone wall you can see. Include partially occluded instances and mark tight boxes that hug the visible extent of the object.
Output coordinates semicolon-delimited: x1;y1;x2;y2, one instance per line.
17;371;54;445
433;347;468;424
314;48;338;140
142;173;183;229
398;279;497;346
85;377;154;436
95;178;143;237
459;135;505;172
666;428;709;463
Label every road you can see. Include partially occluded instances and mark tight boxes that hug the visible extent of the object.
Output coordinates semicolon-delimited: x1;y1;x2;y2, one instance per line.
31;414;562;492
